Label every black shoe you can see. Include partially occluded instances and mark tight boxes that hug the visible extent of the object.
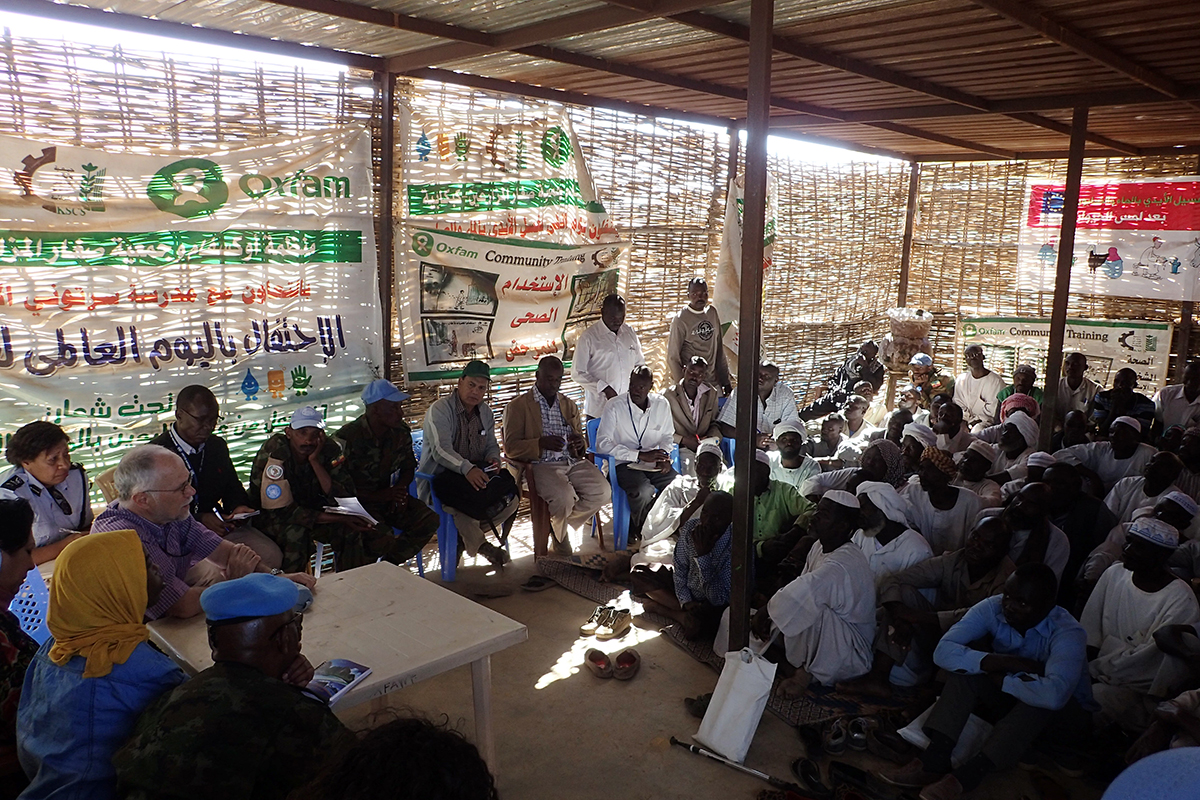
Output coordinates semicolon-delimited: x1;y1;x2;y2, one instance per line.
478;542;510;567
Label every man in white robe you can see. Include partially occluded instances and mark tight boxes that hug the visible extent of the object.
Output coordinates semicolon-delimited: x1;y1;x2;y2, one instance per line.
1082;516;1200;731
1105;451;1185;526
751;490;876;695
634;442;730;567
902;448;983;555
851;480;930;584
1055;416;1158;494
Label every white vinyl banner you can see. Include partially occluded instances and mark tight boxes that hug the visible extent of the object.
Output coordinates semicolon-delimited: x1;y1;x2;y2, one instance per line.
0;128;382;464
713;174;777;362
960;317;1172;392
397;98;625;382
1018;178;1200;302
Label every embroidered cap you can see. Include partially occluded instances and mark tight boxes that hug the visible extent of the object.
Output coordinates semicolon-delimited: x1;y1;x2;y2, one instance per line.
1112;415;1142;434
1128;516;1179;549
823;489;860;510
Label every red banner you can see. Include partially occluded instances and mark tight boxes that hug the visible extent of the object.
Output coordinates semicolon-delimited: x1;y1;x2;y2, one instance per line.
1027;181;1200;230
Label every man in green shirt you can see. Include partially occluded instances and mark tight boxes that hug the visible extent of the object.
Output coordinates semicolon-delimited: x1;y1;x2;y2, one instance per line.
752;450;813;592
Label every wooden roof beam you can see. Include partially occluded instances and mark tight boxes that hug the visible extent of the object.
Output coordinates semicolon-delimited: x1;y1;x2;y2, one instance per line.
969;0;1195;106
4;0;383;70
382;0;725;73
668;10;1141;154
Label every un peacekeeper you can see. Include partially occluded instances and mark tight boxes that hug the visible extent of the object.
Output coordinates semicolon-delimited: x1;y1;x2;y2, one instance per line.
113;574;354;800
333;378;442;559
250;406;431;573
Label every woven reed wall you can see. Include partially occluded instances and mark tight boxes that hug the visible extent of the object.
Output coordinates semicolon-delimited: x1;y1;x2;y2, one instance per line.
908;154;1200;378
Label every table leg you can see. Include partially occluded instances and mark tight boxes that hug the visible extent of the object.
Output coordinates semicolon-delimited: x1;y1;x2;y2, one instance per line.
471;655;495;769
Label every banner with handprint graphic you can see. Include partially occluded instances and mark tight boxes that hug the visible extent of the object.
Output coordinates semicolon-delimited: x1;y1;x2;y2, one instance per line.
1018;177;1200;301
398;96;625;382
0;126;382;482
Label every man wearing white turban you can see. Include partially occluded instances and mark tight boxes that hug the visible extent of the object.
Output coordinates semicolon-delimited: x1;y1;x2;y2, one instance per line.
852;481;931;584
1055;416;1158;494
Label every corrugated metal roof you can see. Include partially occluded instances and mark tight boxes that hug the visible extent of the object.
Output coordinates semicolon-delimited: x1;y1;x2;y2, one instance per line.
22;0;1200;160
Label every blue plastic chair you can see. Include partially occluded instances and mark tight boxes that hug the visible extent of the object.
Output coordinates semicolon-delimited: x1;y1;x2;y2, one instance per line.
9;568;50;645
721;436;736;467
410;430;458;581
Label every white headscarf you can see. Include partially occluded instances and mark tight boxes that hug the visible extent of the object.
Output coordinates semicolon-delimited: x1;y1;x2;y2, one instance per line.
1005;410;1039;449
855;480;909;525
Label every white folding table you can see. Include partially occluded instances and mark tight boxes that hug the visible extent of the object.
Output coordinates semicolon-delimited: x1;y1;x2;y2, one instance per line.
148;561;527;766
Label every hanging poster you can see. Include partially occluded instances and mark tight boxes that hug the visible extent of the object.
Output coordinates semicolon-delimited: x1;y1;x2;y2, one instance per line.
960;316;1172;391
1019;178;1200;301
713;173;777;362
398;95;625;382
0;127;382;470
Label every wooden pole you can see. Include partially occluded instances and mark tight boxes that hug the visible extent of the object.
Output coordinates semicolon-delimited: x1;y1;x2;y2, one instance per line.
1176;302;1194;382
896;162;920;309
728;0;774;652
1038;106;1088;450
379;72;397;380
726;125;741;189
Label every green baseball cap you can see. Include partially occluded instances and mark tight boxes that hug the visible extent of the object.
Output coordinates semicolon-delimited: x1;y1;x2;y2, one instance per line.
462;360;491;381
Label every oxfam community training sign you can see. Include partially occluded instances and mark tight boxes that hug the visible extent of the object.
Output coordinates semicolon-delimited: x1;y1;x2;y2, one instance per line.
0;127;381;462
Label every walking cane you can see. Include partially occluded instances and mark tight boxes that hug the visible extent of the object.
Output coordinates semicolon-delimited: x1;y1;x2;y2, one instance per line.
669;736;806;794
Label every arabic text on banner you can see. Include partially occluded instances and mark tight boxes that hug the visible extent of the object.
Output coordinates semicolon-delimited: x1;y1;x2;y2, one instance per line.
1018;178;1200;302
397;97;625;381
960;317;1172;392
0;127;383;471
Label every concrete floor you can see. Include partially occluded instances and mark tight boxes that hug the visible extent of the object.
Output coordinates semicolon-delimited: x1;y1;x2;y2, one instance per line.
339;516;1110;800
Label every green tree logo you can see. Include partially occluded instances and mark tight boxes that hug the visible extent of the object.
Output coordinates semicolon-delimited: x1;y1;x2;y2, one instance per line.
147;158;229;218
541;127;572;168
962;323;978;338
412;231;434;257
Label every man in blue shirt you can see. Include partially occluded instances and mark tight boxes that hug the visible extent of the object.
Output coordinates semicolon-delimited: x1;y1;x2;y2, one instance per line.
878;563;1093;799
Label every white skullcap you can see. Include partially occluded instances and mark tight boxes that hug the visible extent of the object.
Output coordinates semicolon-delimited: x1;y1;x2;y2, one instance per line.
773;420;806;439
823;489;860;510
1027;451;1057;469
754;449;771;465
855;481;908;525
902;422;937;448
1005;410;1039;449
1113;415;1142;434
1164;491;1199;518
966;440;996;461
696;440;723;460
1129;516;1179;549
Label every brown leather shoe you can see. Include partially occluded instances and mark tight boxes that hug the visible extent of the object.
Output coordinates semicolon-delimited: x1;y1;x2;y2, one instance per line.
613;648;641;680
918;774;964;800
584;648;613;678
875;757;944;789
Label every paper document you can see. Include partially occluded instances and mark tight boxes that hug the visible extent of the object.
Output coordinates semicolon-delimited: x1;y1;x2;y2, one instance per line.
322;497;380;526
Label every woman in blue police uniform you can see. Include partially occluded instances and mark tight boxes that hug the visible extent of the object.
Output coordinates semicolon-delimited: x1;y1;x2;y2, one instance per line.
0;422;92;565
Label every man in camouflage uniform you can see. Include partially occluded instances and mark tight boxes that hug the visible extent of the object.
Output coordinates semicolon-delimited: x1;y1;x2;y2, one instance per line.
249;406;432;573
113;574;354;800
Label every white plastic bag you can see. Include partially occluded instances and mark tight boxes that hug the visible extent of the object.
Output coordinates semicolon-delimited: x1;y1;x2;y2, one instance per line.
898;700;993;768
694;647;777;764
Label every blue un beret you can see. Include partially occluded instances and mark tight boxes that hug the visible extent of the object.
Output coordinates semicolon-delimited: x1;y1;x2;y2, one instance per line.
201;573;300;622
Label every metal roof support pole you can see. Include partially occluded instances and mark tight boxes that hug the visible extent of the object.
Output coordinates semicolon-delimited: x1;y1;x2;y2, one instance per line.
728;0;774;652
379;72;397;380
1176;303;1194;382
1038;106;1089;450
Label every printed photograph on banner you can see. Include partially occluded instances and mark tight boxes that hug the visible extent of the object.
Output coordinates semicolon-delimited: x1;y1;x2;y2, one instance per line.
1017;178;1200;302
419;263;499;316
421;317;494;364
560;319;592;363
566;269;619;320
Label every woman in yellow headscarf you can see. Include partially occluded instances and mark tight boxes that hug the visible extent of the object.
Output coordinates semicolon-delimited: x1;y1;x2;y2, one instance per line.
16;529;186;800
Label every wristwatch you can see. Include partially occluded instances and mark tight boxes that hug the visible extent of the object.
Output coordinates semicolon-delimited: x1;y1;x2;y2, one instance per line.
270;568;284;576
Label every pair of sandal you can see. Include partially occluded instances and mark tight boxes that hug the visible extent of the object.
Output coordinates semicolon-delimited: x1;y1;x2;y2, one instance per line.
821;716;876;755
579;605;631;640
584;648;640;680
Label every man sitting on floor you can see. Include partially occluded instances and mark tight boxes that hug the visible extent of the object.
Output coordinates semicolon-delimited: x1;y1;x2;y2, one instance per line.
637;442;730;566
751;491;876;696
986;411;1037;486
1091;368;1156;439
851;480;932;584
503;356;609;555
634;491;734;642
150;384;281;569
993;364;1043;425
1056;415;1158;494
1079;492;1196;600
1105;451;1185;527
902;447;983;555
879;564;1093;800
1041;463;1118;611
1082;517;1200;732
951;440;1001;508
933;401;974;456
716;361;800;448
93;445;313;620
334;379;454;561
768;421;821;492
954;344;1006;429
832;394;880;467
251;407;421;574
807;414;847;460
597;365;678;544
664;356;721;475
799;341;884;421
113;574;354;800
750;451;812;586
842;515;1015;696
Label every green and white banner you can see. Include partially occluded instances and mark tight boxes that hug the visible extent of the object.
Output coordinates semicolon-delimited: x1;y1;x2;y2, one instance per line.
960;316;1172;391
398;98;625;382
713;173;777;364
0;127;382;465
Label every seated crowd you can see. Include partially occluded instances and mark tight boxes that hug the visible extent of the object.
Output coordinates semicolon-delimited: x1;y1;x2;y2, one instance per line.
0;278;1197;798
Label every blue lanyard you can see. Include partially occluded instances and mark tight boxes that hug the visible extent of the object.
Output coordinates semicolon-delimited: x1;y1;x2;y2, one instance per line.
627;396;650;450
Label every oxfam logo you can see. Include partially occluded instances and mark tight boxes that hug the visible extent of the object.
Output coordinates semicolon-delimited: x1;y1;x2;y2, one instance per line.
412;231;434;257
962;323;978;338
147;158;229;218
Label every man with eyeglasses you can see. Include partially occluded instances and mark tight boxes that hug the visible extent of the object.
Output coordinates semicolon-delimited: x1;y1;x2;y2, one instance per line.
92;445;314;621
113;574;354;800
150;384;282;570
